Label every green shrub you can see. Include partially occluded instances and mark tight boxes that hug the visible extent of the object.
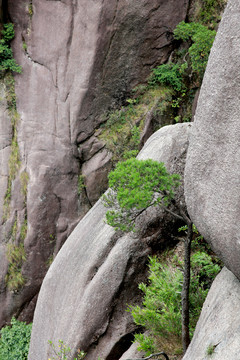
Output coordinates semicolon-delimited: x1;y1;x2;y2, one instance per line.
103;158;180;232
206;343;215;356
174;21;216;79
130;253;221;355
192;0;226;27
99;86;173;162
0;23;21;74
148;63;184;92
48;339;86;360
0;317;32;360
173;22;204;42
5;243;26;291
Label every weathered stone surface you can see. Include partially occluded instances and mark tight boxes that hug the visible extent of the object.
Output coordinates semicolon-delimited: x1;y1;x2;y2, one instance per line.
119;341;145;360
182;267;240;360
0;81;12;318
0;81;11;221
78;136;105;162
0;0;190;326
28;123;191;360
82;149;112;205
184;0;240;279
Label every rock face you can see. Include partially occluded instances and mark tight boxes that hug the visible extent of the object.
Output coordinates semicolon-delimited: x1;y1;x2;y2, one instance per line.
0;0;190;325
28;123;191;360
182;267;240;360
184;0;240;280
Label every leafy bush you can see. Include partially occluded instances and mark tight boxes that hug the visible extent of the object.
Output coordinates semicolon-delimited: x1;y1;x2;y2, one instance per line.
130;253;221;355
192;0;226;27
174;21;216;79
99;86;173;163
148;63;184;92
5;243;26;291
0;23;21;74
130;258;182;352
188;26;216;76
173;22;204;42
0;317;32;360
48;339;86;360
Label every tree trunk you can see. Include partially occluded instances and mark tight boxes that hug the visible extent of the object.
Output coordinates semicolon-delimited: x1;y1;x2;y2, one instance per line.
181;221;193;353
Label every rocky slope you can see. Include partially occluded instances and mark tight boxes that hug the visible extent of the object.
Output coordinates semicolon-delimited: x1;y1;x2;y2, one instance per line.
183;267;240;360
28;123;192;360
0;0;190;326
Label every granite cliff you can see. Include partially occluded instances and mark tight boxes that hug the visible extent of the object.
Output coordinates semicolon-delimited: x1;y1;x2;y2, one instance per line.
0;0;189;326
2;1;239;360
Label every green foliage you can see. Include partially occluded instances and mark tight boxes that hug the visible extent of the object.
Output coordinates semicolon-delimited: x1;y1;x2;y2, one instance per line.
5;243;26;291
188;26;216;77
174;21;216;79
99;86;173;163
78;175;85;195
122;125;140;160
20;218;28;241
191;0;226;27
178;224;214;253
130;254;221;355
20;171;29;206
5;71;18;110
191;251;221;291
28;1;33;17
9;137;20;182
3;128;20;219
143;20;216;125
0;317;32;360
3;74;21;220
22;41;27;52
130;258;182;351
148;63;184;92
206;344;215;356
103;158;180;232
99;105;140;163
174;22;203;42
48;340;86;360
134;334;155;355
0;23;21;74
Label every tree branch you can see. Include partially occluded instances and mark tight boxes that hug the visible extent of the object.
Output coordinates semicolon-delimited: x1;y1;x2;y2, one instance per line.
126;352;169;360
162;206;185;222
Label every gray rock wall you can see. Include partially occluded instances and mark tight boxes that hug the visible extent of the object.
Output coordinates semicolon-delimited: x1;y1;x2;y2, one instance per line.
0;0;190;325
182;267;240;360
184;0;240;280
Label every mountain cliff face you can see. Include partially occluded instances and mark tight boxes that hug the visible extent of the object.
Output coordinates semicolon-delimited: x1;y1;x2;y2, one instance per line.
28;0;240;359
3;1;239;359
0;0;190;327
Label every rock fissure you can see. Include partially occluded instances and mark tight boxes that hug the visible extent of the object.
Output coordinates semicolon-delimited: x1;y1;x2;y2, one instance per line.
100;0;120;84
24;50;58;90
64;0;75;79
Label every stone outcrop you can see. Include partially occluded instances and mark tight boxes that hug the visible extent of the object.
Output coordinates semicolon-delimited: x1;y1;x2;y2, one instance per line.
28;123;191;360
184;0;240;280
182;267;240;360
0;0;190;326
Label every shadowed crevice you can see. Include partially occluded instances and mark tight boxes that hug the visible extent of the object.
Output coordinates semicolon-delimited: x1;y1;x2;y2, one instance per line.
106;332;135;360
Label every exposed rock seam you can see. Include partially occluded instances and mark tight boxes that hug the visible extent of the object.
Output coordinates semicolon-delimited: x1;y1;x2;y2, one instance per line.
85;231;122;284
85;252;137;357
101;0;120;84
